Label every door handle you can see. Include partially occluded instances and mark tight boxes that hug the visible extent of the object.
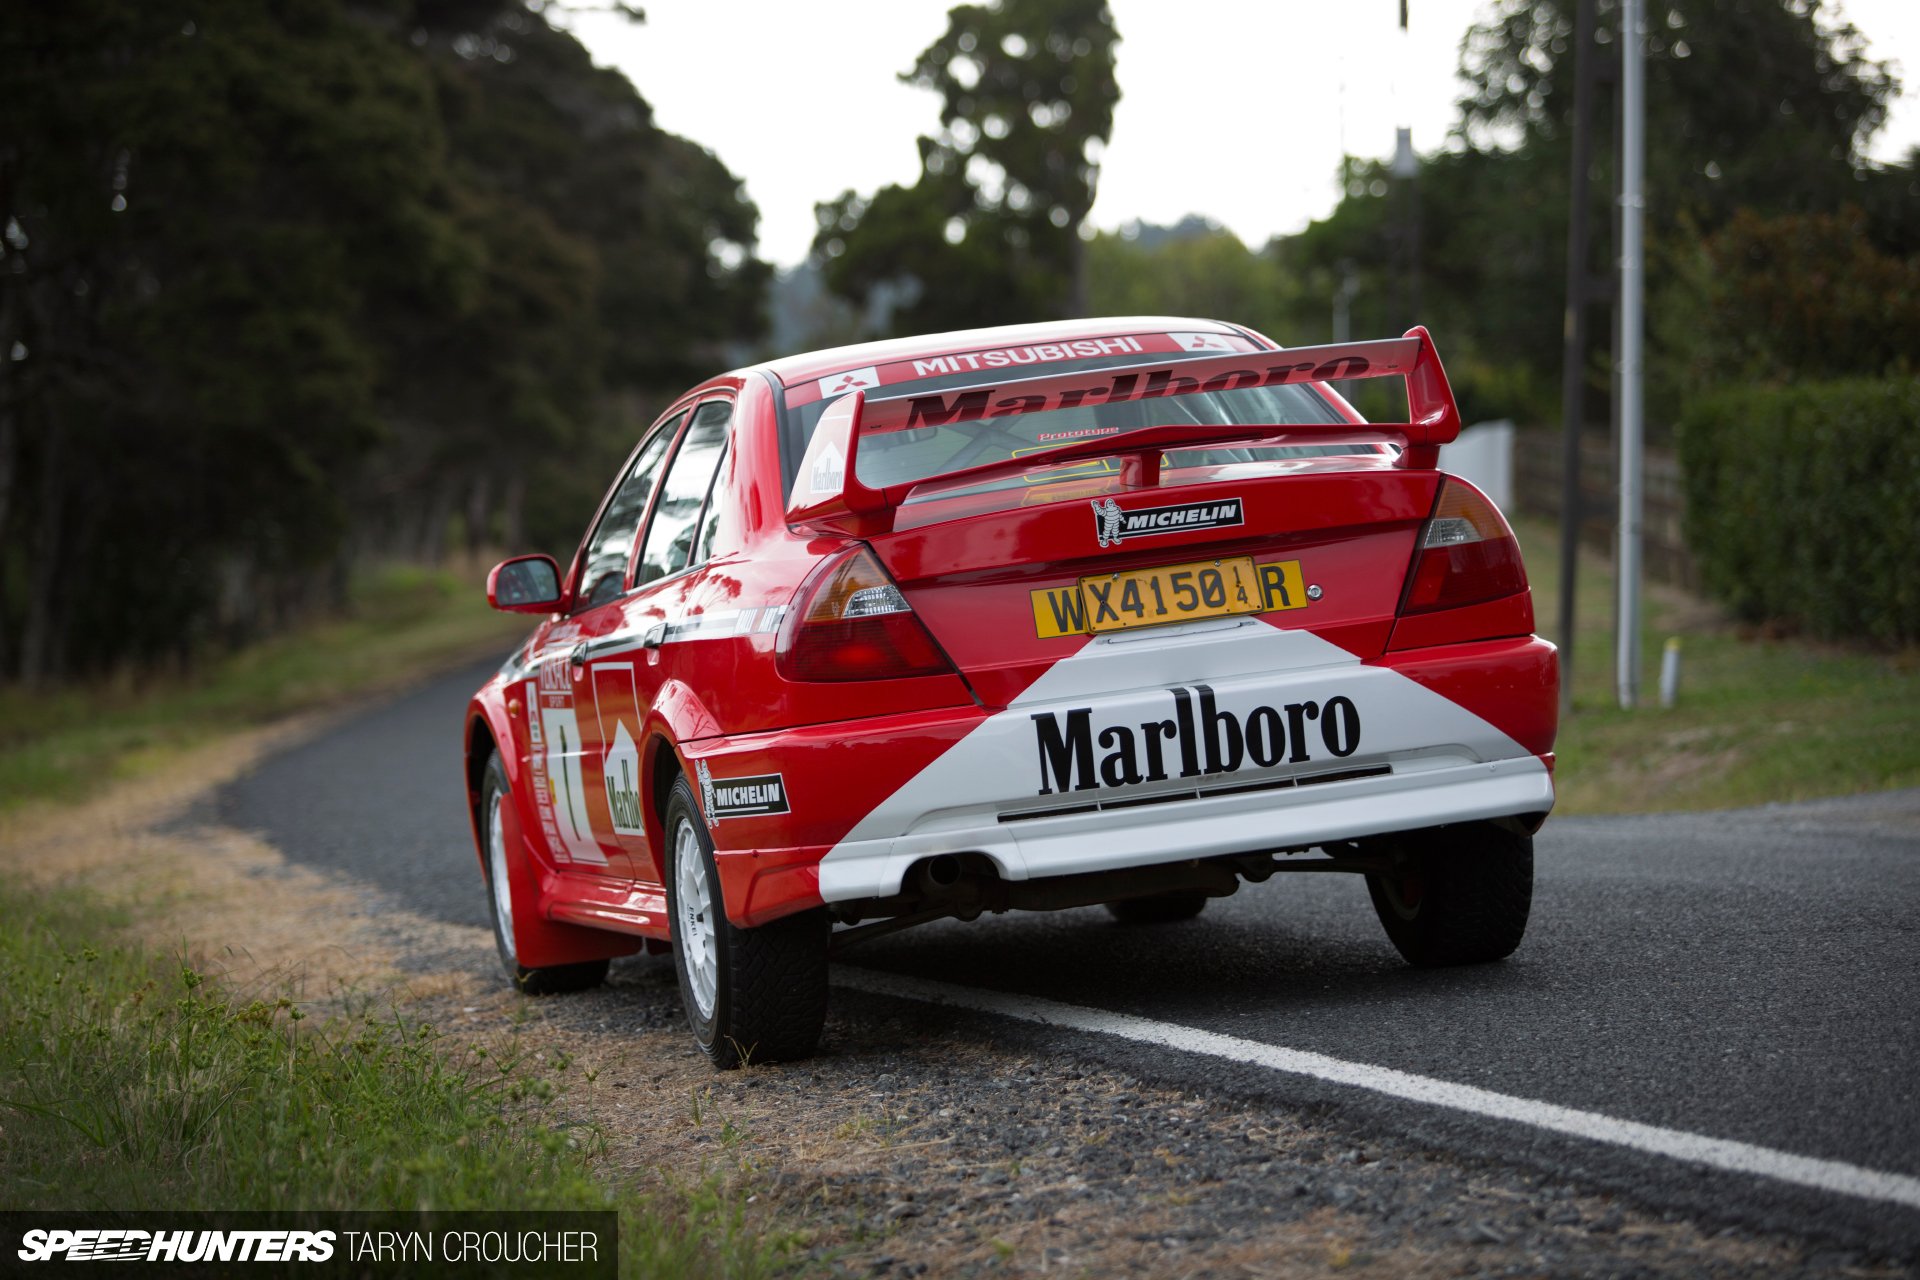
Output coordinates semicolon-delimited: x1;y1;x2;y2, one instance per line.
568;642;588;667
639;622;667;649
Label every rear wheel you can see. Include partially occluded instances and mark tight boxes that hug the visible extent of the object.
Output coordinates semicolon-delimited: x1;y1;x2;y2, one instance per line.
480;752;609;995
1105;890;1209;924
664;776;828;1069
1365;821;1532;966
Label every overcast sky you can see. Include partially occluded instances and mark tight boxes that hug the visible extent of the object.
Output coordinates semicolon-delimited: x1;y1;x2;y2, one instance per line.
565;0;1919;268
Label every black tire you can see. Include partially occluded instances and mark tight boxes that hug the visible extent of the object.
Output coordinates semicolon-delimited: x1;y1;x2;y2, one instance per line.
1365;820;1533;967
479;752;610;996
663;776;828;1069
1105;890;1210;924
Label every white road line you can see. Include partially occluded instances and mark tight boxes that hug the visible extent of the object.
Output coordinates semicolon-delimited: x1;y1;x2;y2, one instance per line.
833;967;1920;1211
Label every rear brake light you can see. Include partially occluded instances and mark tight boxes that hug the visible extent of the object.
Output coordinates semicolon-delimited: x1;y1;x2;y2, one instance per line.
1400;478;1528;614
776;547;956;682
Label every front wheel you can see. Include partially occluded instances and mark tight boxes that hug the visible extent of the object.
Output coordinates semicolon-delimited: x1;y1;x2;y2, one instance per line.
1365;821;1533;967
664;776;828;1069
480;752;609;995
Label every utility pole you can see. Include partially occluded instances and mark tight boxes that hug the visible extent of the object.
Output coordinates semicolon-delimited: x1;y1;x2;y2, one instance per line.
1616;0;1646;709
1332;258;1360;401
1332;259;1359;343
1556;0;1598;712
1392;1;1420;332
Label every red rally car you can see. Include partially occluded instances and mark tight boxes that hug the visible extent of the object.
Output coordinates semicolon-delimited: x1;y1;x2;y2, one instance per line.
465;317;1559;1068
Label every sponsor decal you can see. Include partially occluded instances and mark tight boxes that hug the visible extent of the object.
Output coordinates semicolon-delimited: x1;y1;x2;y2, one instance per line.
783;332;1264;407
1030;684;1362;796
817;366;879;398
1091;496;1244;547
538;703;605;865
895;352;1375;431
696;759;718;829
602;722;644;837
591;664;647;844
1168;331;1238;352
909;336;1147;377
695;761;791;822
1021;479;1117;507
808;440;845;495
1035;425;1122;444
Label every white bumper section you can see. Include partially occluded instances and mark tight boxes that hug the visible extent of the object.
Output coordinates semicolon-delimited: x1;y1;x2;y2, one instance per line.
816;755;1552;901
816;617;1554;904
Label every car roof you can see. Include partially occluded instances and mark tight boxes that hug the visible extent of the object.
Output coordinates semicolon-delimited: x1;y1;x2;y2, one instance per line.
756;315;1257;387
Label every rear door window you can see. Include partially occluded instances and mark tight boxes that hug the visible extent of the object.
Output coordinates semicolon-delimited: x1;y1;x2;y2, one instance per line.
574;414;682;611
635;400;731;586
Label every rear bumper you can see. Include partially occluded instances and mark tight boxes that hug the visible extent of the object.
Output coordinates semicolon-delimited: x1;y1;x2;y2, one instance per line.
815;753;1552;901
696;628;1557;924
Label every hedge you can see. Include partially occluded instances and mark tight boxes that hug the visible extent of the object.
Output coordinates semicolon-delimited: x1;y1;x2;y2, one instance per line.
1678;377;1920;646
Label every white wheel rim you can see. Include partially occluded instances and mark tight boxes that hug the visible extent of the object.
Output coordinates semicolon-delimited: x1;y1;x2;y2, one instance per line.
488;792;517;965
674;817;718;1020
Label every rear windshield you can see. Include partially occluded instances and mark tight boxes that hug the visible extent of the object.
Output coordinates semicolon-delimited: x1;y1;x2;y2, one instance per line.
778;348;1353;502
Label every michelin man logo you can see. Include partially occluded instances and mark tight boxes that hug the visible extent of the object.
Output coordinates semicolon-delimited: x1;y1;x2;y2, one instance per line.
1092;497;1125;548
696;758;718;829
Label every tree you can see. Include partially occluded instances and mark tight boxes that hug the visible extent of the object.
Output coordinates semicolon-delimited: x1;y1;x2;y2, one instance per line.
0;0;474;678
0;0;769;682
1458;0;1899;234
1086;218;1304;338
1657;204;1920;401
1266;0;1914;432
378;1;770;559
814;0;1119;334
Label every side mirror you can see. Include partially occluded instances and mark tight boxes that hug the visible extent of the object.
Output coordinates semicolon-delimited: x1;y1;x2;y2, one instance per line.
487;555;563;614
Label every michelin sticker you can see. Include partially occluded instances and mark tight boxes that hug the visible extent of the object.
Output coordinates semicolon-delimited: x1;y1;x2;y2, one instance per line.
696;758;789;825
1092;496;1244;547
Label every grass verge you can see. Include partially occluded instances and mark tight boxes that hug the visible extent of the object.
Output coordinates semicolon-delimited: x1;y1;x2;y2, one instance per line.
1517;517;1920;814
0;561;527;814
0;880;794;1276
0;880;603;1212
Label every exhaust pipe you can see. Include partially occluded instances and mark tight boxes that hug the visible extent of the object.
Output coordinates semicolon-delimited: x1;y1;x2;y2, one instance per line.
914;854;963;894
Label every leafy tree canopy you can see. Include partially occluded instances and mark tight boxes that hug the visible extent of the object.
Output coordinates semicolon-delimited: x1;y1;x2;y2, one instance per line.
1458;0;1899;230
814;0;1119;334
0;0;766;681
1254;0;1917;428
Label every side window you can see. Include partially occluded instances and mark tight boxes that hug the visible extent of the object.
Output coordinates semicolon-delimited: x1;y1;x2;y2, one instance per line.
690;441;733;565
635;401;730;586
574;414;682;611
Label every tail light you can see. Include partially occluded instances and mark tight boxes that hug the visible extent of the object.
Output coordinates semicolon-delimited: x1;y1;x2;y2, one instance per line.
776;547;956;682
1400;478;1528;615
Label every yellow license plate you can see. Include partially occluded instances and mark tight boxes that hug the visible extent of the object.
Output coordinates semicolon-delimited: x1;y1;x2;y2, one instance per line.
1031;557;1308;638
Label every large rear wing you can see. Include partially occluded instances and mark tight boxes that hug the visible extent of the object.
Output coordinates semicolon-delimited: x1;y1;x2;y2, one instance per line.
788;325;1462;530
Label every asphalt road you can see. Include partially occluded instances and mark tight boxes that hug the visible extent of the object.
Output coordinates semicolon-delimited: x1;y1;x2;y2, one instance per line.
218;656;1920;1259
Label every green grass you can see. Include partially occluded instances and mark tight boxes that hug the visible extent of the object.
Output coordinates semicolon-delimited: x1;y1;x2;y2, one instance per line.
0;883;797;1277
1517;517;1920;813
0;882;605;1212
0;563;527;813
